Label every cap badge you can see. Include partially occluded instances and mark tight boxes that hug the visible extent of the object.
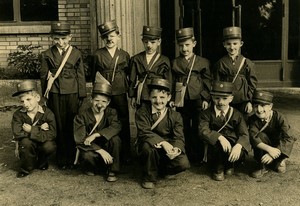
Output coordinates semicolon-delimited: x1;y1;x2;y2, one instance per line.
101;26;105;29
146;28;150;31
57;23;61;26
229;28;233;32
17;84;21;88
220;84;224;88
259;93;263;96
178;30;182;34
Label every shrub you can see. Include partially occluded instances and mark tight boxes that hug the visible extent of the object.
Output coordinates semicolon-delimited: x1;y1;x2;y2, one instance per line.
7;45;41;79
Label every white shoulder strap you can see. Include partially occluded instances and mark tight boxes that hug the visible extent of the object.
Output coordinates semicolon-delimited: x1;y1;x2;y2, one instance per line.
232;57;246;83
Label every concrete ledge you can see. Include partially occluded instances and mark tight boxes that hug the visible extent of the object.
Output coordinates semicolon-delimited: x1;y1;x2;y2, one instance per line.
258;87;300;95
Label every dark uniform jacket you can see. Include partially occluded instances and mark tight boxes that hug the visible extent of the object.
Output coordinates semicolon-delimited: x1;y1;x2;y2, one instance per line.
12;105;56;142
199;106;251;152
92;48;130;95
214;55;257;104
129;51;171;100
40;45;87;98
172;55;211;101
135;105;185;152
73;107;122;152
248;110;296;157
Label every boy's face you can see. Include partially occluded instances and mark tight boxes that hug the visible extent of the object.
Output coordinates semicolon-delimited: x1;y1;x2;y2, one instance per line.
212;95;233;111
178;38;196;58
223;39;243;57
102;31;120;49
150;89;171;111
91;94;111;114
253;103;273;120
19;92;40;112
51;34;72;50
142;38;161;55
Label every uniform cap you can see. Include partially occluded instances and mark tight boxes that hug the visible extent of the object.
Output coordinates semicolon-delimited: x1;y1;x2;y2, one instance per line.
92;83;112;96
98;20;119;36
12;80;38;97
223;26;242;40
176;27;194;41
252;90;273;104
50;21;71;35
210;81;233;96
148;78;170;91
142;26;162;40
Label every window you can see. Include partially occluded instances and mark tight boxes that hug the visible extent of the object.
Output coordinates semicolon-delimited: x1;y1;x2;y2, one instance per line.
0;0;58;22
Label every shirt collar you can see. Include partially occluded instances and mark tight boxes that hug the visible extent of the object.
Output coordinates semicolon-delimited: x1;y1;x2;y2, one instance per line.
20;105;45;114
56;45;69;54
151;106;166;114
261;110;273;123
214;105;229;117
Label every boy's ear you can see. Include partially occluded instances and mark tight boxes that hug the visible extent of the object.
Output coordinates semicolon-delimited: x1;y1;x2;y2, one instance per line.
167;94;172;102
193;40;197;47
240;40;244;47
228;95;234;102
157;38;162;45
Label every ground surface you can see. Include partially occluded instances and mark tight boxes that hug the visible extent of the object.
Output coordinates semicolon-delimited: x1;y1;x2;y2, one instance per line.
0;92;299;206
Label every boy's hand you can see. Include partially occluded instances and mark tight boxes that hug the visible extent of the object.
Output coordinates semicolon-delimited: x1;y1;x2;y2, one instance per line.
267;147;281;159
96;149;113;164
160;141;174;154
245;102;253;114
84;134;98;146
22;123;32;133
40;123;49;131
202;100;209;110
131;97;136;109
261;153;274;164
228;144;242;162
218;136;232;153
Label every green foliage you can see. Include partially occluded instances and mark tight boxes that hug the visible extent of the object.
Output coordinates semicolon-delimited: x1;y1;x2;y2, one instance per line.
7;44;41;79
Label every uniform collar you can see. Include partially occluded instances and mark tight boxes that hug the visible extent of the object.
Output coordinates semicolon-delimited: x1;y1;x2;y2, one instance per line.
151;106;166;114
214;105;229;117
56;45;70;55
260;110;273;123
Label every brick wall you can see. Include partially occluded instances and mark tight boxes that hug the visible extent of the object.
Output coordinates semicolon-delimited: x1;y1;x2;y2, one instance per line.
0;0;91;68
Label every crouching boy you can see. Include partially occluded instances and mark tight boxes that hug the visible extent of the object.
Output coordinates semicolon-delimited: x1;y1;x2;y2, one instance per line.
199;81;251;181
249;90;296;178
135;78;190;189
11;80;57;178
73;82;121;182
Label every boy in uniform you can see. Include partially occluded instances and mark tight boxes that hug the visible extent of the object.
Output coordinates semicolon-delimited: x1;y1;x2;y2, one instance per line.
129;26;172;109
40;21;87;169
73;82;121;182
92;20;131;164
171;27;211;163
198;81;251;181
11;80;57;178
213;27;257;117
135;78;190;189
249;90;296;178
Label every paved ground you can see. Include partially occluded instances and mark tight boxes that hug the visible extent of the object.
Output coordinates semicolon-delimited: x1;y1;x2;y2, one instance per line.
0;90;299;206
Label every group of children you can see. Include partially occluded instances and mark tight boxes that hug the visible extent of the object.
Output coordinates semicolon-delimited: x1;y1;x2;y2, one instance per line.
11;20;296;189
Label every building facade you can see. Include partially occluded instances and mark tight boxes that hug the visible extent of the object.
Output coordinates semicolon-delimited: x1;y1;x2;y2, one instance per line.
0;0;299;86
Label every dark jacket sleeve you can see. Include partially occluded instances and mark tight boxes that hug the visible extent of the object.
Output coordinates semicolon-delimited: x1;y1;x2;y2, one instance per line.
98;108;122;141
75;51;87;98
12;110;30;141
169;112;186;152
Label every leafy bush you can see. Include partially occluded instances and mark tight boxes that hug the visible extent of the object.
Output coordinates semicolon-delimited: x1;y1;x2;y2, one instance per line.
7;45;41;79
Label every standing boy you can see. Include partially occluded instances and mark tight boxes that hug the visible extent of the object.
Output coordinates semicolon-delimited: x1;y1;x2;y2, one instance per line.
92;20;131;164
129;26;172;108
11;80;56;178
40;21;87;169
213;27;257;116
73;82;121;182
198;81;251;181
135;78;190;189
171;27;211;163
249;90;296;178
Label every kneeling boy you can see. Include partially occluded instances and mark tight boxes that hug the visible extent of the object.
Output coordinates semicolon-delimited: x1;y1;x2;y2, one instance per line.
199;81;251;181
12;80;57;178
249;90;296;178
135;78;190;189
73;82;121;182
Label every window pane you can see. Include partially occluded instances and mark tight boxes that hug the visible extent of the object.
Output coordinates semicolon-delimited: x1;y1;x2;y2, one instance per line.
288;1;300;59
0;0;14;21
21;0;58;21
240;0;282;60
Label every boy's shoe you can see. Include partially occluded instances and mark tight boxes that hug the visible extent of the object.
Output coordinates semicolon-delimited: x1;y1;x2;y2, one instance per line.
251;165;269;178
84;171;95;176
16;171;29;178
106;172;118;182
225;168;234;176
212;172;225;181
38;163;49;170
142;181;155;189
276;159;287;174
